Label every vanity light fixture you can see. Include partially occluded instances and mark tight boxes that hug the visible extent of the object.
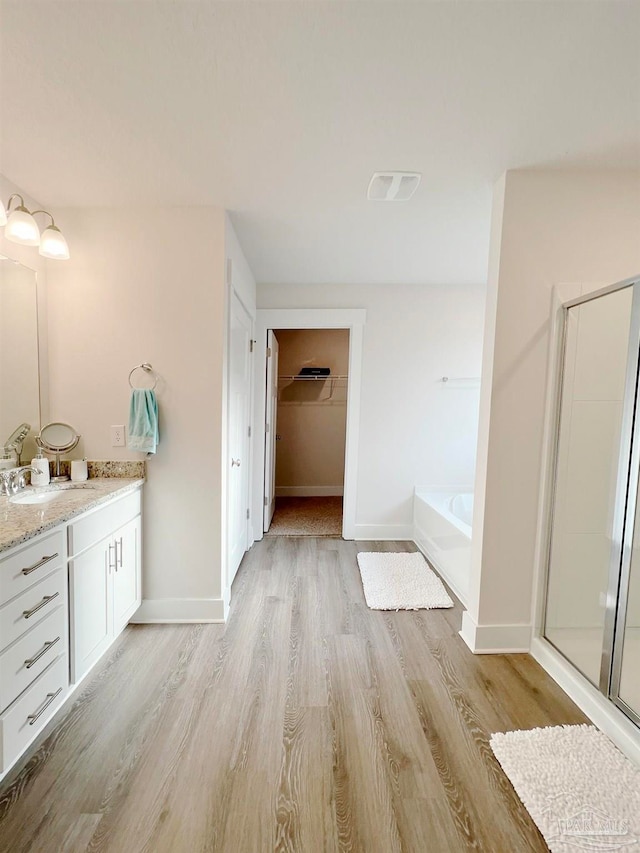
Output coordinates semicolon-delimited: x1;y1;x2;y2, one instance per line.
4;196;39;245
33;211;70;260
1;194;70;259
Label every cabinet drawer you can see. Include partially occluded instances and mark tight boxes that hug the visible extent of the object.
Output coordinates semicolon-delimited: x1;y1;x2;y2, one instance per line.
0;654;68;773
68;490;141;556
0;605;67;713
0;569;67;653
0;532;64;606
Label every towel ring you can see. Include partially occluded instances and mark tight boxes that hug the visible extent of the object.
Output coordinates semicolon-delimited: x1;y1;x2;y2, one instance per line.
128;363;158;391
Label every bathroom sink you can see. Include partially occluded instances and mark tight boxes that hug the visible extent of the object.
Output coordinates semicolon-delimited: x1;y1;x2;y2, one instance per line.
9;485;95;505
10;491;63;505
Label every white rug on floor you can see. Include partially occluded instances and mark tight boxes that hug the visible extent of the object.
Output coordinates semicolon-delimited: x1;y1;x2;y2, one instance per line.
356;551;453;610
490;724;640;852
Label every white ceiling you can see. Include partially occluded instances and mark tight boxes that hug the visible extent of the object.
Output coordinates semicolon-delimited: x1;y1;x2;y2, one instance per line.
1;1;638;286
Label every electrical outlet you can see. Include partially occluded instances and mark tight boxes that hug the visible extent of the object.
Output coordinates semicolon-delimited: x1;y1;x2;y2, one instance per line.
111;425;126;447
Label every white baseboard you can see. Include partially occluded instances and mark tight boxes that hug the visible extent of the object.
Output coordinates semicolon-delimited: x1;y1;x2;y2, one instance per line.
530;636;640;768
459;610;532;653
223;586;231;621
275;486;344;497
352;523;414;541
131;598;225;623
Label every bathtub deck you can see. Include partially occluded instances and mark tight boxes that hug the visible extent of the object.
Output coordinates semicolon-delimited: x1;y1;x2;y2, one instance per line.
0;537;589;853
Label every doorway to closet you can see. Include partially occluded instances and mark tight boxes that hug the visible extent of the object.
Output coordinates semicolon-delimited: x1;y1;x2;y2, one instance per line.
264;328;349;537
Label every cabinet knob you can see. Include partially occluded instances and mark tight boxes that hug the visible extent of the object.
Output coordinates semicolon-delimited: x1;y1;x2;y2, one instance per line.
231;458;241;467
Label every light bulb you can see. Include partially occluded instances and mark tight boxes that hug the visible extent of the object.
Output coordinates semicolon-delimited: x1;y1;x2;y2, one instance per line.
39;225;70;260
5;207;40;246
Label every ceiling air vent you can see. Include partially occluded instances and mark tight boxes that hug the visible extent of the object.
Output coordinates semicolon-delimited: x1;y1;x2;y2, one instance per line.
367;172;421;202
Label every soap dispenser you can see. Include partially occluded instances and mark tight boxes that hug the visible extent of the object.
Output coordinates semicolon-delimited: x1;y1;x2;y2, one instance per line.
31;449;50;486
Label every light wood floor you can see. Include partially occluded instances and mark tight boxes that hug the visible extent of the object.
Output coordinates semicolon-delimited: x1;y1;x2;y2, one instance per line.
0;538;588;852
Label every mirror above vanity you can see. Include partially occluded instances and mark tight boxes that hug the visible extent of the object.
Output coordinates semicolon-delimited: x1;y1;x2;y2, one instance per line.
0;257;41;466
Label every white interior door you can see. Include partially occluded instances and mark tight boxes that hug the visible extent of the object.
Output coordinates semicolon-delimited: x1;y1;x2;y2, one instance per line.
263;330;279;531
228;291;252;587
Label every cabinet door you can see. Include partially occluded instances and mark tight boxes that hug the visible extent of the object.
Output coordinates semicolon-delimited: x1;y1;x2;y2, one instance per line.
112;515;141;636
69;537;112;683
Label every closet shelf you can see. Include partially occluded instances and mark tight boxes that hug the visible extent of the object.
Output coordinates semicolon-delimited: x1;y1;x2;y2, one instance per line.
278;375;348;381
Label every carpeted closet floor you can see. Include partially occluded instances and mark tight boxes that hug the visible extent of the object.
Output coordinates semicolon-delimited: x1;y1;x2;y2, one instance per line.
265;496;343;537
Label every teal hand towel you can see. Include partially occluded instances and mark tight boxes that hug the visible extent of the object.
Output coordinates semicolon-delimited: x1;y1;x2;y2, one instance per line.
128;389;159;454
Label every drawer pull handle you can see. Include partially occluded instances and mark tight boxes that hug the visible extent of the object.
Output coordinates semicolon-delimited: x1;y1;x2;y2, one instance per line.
27;687;63;726
23;592;60;620
25;636;60;669
22;553;59;576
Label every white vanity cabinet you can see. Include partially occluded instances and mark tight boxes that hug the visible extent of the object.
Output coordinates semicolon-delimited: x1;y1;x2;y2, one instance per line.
0;482;143;778
0;530;69;774
68;490;141;683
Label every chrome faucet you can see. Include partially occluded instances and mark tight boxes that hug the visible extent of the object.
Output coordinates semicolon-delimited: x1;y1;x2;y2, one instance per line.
0;467;40;496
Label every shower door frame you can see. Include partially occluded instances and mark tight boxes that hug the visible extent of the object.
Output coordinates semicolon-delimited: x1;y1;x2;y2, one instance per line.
607;277;640;727
541;274;640;728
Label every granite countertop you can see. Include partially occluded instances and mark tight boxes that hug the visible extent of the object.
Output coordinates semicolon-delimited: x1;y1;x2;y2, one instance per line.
0;478;144;554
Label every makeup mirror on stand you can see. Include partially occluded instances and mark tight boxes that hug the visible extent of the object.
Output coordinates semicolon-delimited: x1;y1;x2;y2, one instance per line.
36;422;80;481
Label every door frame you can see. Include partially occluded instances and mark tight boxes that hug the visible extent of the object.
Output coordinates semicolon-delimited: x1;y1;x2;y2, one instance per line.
252;308;366;540
263;329;279;532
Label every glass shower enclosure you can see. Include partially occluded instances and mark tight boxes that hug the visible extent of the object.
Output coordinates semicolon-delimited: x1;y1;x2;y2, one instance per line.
543;275;640;727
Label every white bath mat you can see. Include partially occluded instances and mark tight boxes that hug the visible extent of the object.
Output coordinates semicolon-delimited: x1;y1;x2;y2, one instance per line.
490;724;640;852
356;551;453;610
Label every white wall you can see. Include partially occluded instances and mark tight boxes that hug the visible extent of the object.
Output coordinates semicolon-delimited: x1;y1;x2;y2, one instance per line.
258;283;485;537
275;328;349;496
463;169;640;653
225;214;257;317
46;206;231;620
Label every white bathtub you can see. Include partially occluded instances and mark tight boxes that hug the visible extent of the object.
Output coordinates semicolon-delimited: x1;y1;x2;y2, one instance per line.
413;489;473;606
